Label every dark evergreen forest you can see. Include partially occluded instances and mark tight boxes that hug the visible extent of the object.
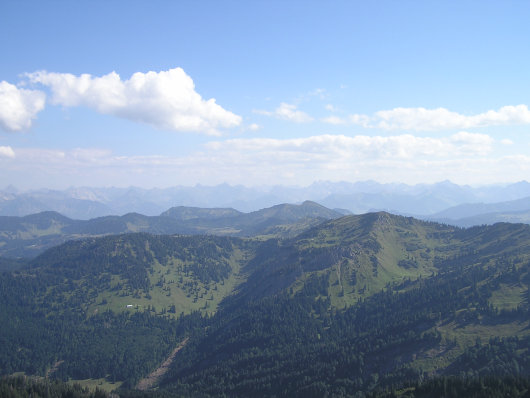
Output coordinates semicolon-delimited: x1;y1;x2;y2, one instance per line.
1;213;530;397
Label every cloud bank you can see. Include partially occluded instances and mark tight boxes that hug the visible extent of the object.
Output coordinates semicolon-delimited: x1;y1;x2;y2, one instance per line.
207;132;493;159
26;68;241;135
0;81;46;132
323;105;530;131
2;132;514;189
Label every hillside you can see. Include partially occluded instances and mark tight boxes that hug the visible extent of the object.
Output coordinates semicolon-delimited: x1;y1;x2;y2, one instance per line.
431;196;530;220
158;215;530;397
161;200;344;237
0;233;254;388
424;196;530;227
435;209;530;228
27;233;253;316
1;213;529;396
0;201;343;257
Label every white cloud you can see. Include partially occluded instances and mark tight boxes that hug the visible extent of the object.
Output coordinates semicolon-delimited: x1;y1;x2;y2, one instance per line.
0;146;15;158
26;68;241;135
322;105;530;131
0;133;522;188
448;131;493;155
255;102;313;123
0;81;46;132
207;132;494;160
248;123;261;131
194;133;520;186
321;115;345;125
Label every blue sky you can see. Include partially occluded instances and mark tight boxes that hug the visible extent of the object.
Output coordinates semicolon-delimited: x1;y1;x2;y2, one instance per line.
1;0;530;189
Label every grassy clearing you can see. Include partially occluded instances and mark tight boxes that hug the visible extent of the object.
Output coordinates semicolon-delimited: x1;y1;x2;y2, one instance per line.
408;343;462;375
489;283;527;311
67;377;122;392
323;219;447;308
437;319;530;348
408;319;530;375
89;246;248;318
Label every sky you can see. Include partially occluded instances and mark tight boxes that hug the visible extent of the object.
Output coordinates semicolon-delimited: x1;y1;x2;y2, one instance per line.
1;0;530;190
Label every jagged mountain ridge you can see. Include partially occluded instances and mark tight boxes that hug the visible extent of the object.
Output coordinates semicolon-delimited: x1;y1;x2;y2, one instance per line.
3;180;530;219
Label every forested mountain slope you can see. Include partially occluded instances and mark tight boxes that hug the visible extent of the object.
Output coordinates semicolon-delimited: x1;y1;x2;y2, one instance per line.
0;233;253;388
152;214;530;396
1;212;529;396
160;200;344;237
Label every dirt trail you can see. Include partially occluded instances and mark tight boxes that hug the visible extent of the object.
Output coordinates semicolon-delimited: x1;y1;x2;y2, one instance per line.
46;360;64;378
136;337;189;391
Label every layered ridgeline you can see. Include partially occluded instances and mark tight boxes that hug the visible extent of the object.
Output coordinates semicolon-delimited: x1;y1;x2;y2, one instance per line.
0;201;344;258
0;213;529;396
2;180;530;219
427;196;530;227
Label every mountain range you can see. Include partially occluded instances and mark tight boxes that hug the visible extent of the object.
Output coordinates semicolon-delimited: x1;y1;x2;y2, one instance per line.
5;192;530;260
3;180;530;219
0;201;344;258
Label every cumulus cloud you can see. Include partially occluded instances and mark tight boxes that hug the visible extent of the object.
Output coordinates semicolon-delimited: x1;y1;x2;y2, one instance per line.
0;81;46;132
27;68;241;135
255;103;313;123
0;146;15;158
448;131;493;156
322;105;530;131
